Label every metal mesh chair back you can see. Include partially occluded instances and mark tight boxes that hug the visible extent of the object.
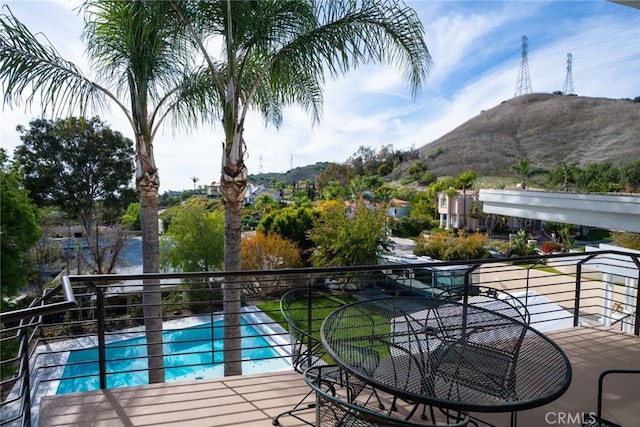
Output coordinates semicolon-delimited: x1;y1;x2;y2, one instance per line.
305;366;470;427
438;286;531;325
281;288;350;373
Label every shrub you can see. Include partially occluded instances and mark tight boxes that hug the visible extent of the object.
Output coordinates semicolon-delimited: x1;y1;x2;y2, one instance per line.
391;216;432;238
414;232;488;260
540;241;562;253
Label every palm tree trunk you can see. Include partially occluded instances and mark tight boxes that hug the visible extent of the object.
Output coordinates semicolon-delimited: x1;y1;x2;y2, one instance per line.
139;184;165;383
222;197;243;376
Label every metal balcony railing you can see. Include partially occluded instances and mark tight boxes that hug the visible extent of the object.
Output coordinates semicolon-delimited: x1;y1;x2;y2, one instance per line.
1;250;638;427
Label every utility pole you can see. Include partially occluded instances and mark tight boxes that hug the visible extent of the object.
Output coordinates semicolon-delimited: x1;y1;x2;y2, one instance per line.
515;35;533;97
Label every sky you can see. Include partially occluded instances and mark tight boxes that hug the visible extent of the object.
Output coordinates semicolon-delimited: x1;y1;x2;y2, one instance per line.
1;0;639;193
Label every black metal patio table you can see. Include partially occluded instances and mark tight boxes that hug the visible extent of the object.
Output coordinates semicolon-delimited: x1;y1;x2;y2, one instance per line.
320;297;572;426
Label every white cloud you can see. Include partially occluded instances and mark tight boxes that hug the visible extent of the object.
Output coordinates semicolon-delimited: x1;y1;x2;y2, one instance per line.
1;0;638;193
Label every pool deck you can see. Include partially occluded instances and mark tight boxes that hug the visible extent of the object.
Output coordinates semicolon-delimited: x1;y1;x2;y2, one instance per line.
38;326;640;427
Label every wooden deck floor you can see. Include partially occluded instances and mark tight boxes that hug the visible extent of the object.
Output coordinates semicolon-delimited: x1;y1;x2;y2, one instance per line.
38;327;640;427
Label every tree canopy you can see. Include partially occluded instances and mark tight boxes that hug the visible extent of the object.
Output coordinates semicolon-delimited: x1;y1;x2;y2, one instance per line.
0;149;41;300
161;204;225;272
309;201;389;267
14;117;134;230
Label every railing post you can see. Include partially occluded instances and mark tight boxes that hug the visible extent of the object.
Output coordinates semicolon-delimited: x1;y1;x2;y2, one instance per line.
306;274;313;355
91;283;107;389
574;263;582;328
574;253;598;328
19;323;32;427
631;254;640;336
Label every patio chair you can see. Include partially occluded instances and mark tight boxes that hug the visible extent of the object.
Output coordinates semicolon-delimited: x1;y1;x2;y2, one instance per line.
438;285;531;325
305;365;470;427
581;369;640;427
273;288;382;426
426;302;529;426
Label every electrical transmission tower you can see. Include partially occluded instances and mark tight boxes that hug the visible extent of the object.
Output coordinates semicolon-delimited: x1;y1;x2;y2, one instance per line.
563;53;575;95
259;154;263;174
514;35;533;97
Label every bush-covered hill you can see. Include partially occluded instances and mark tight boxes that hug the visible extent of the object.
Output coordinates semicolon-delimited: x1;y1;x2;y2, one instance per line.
416;93;640;178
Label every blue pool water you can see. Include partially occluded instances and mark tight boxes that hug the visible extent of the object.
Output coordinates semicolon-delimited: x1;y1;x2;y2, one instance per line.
56;319;289;394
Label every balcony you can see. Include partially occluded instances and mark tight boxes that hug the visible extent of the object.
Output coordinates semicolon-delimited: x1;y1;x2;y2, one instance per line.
1;250;638;427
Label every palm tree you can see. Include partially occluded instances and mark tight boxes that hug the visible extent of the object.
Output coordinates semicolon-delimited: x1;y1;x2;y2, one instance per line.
173;0;431;376
454;170;476;230
546;161;578;192
191;176;200;191
510;158;544;190
0;2;206;383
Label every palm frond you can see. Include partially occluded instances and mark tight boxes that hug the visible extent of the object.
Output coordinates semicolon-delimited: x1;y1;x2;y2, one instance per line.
0;6;113;117
155;64;224;137
272;0;431;99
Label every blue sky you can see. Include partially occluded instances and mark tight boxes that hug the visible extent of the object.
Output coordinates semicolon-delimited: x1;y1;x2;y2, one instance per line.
1;0;638;192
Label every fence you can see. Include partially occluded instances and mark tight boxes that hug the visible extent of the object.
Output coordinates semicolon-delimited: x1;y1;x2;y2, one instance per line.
1;250;638;426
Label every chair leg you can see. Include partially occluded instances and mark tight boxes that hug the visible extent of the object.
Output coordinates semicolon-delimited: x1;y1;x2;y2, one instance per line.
272;389;315;426
273;378;338;426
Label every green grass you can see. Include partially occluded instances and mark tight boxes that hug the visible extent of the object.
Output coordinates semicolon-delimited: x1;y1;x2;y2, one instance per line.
581;228;612;241
256;293;357;335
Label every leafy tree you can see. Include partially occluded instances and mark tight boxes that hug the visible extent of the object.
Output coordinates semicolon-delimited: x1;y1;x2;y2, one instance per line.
391;216;433;238
122;202;141;231
391;186;418;202
407;160;428;181
160;196;221;232
455;170;477;191
374;185;394;204
240;232;301;298
316;163;357;196
309;201;389;267
14;117;134;231
347;146;374;176
1;2;203;382
417;170;437;186
621;161;640;192
28;208;65;292
241;232;301;270
0;149;41;301
159;191;182;208
258;206;319;264
320;181;349;200
240;232;302;297
409;196;435;219
426;177;456;198
161;204;225;272
576;162;621;192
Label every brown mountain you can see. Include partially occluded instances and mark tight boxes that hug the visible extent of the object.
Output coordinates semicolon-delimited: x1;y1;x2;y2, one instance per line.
417;93;640;177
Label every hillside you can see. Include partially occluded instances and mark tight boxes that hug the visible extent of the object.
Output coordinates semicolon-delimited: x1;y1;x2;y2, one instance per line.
250;94;640;184
416;93;640;177
249;162;330;185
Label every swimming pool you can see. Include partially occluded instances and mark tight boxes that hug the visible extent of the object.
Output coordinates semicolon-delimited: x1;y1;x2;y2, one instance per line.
56;318;290;394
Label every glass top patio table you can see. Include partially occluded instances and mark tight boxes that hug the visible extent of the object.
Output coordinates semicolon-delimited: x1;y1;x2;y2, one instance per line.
320;297;572;416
